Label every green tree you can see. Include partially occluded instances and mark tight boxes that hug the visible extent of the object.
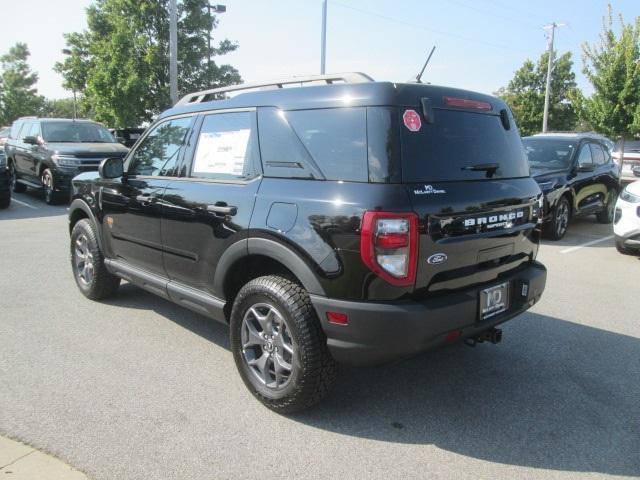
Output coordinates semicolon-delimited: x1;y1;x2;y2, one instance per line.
55;0;241;128
497;51;578;136
0;43;44;125
576;6;640;138
39;98;84;119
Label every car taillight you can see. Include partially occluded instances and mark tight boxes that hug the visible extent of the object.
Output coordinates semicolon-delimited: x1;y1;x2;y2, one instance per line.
360;211;419;287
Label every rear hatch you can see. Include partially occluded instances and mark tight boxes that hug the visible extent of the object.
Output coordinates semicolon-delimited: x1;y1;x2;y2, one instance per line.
399;89;541;296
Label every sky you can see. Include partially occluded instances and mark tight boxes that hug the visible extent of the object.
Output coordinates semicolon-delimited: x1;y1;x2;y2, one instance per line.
0;0;637;100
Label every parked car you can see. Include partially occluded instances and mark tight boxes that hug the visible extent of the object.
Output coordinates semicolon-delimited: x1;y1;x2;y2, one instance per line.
613;139;640;184
4;118;129;204
68;73;547;412
0;126;10;146
614;175;640;255
109;127;146;148
523;133;620;240
0;150;10;209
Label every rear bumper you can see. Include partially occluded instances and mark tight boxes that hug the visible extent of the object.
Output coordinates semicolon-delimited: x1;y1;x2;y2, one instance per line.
311;261;547;366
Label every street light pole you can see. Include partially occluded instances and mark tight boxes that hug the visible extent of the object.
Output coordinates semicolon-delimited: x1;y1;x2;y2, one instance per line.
206;4;226;78
169;0;178;105
542;22;565;133
320;0;327;74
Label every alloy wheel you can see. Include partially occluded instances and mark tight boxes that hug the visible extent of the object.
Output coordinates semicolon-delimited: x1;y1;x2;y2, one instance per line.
556;201;569;237
42;171;53;203
74;234;95;285
8;163;16;190
241;303;294;390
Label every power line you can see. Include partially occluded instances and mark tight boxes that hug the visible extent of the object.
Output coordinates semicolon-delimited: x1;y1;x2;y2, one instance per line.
329;0;530;55
443;0;540;30
480;0;549;24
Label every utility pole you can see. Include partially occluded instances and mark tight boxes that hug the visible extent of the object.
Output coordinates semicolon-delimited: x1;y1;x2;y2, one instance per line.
169;0;178;105
542;22;565;133
320;0;327;74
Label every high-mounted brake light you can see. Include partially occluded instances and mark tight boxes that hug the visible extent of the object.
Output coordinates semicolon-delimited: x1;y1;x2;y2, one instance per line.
360;211;419;287
443;96;493;111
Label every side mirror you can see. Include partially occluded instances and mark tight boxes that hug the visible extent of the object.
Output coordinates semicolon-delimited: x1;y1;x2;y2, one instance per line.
99;157;124;179
23;136;39;145
577;162;595;172
633;166;640;178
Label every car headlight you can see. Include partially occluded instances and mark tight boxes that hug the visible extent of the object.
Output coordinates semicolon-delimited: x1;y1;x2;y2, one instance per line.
51;154;81;167
620;186;640;203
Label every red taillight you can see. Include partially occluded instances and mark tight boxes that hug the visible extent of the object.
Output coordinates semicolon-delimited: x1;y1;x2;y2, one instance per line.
443;96;492;111
360;211;419;287
326;311;348;325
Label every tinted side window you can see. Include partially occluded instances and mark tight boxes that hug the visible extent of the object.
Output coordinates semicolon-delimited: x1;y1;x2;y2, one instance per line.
128;116;194;177
189;111;259;180
10;121;24;139
28;122;41;138
258;107;321;180
590;143;606;165
286;108;368;182
17;122;32;140
367;107;401;183
577;144;593;166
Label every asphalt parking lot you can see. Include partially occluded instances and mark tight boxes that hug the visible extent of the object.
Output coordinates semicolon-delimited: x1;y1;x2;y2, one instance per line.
1;190;639;480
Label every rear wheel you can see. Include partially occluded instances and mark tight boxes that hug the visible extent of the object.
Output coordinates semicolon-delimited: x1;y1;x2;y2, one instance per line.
596;188;617;224
615;237;634;255
548;196;570;240
230;275;337;413
71;219;120;299
9;162;26;193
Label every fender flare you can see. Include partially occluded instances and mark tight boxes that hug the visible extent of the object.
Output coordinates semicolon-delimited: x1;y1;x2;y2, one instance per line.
212;237;326;299
68;199;103;250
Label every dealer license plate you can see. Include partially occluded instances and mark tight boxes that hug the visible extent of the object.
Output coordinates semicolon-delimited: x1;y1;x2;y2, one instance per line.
480;282;509;320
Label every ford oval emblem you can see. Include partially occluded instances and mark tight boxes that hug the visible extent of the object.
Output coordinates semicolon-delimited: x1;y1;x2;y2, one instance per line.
427;253;448;265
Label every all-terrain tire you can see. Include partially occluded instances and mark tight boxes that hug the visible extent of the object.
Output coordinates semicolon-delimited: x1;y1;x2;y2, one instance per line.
230;275;337;413
70;218;120;300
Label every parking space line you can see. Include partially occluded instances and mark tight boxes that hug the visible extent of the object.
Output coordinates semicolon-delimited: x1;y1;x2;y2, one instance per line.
10;198;38;210
560;235;614;254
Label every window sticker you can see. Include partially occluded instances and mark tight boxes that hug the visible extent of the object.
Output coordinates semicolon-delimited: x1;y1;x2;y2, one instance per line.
403;109;422;132
192;129;250;176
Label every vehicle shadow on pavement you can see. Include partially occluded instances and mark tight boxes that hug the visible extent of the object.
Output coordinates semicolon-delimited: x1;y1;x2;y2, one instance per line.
0;191;68;221
103;287;639;477
295;313;640;477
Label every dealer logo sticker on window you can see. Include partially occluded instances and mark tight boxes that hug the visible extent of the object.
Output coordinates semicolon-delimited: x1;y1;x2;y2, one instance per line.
403;109;422;132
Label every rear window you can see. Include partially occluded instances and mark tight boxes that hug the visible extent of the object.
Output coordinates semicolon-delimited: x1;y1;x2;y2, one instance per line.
401;109;529;182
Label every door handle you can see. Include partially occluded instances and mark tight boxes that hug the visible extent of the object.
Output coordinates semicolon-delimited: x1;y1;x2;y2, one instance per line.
207;204;237;216
136;194;156;205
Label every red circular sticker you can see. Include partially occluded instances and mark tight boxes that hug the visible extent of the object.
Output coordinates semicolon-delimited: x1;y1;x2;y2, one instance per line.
403;109;422;132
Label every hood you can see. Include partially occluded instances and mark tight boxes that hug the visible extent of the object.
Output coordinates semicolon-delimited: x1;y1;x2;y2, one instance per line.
46;142;129;156
530;167;568;179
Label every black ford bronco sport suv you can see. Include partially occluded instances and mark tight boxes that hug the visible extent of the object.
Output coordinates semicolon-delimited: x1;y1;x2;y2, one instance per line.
68;73;547;412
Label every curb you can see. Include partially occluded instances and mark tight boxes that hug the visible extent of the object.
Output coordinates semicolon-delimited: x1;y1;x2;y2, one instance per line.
0;435;89;479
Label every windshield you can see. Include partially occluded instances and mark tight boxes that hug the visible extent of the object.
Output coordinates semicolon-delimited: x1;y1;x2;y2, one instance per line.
401;109;529;182
41;122;116;143
523;138;575;170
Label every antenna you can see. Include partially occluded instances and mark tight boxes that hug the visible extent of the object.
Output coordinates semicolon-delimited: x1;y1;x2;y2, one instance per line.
415;46;436;84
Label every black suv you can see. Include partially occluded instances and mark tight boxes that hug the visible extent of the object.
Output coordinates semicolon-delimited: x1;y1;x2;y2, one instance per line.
522;133;620;240
5;118;129;204
68;74;547;412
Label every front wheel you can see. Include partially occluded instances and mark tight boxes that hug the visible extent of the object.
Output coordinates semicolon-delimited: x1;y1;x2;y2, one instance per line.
0;194;9;209
596;188;617;224
71;219;120;300
42;168;59;205
548;196;570;240
230;276;337;413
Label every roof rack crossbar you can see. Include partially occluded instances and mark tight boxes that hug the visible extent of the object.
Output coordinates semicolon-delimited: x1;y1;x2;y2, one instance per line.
175;72;374;106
